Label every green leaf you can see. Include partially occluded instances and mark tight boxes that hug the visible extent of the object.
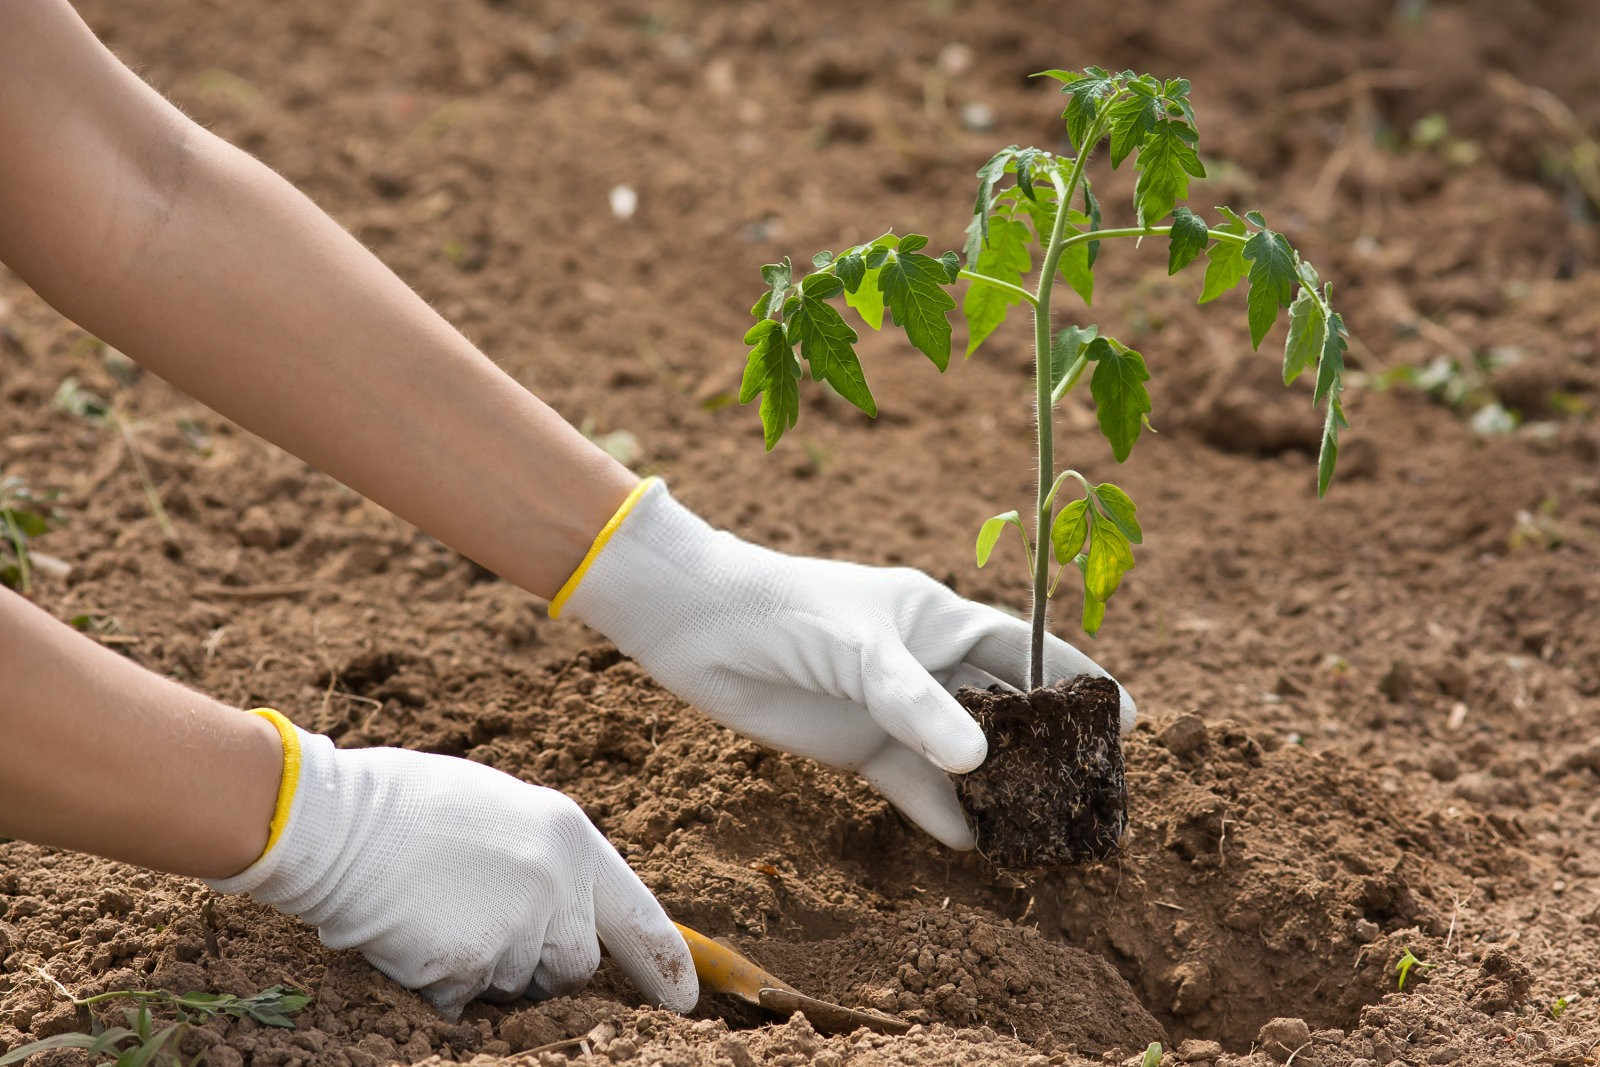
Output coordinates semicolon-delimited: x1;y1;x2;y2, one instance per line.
1090;482;1143;543
962;218;1033;358
811;250;834;269
1050;498;1089;563
751;258;793;320
1198;206;1248;304
976;509;1024;567
1316;312;1349;497
938;250;961;283
1283;287;1327;385
1055;66;1118;152
1049;324;1098;403
1167;206;1208;275
1083;515;1135;602
842;233;897;330
1133;119;1205;227
1082;180;1103;267
1106;90;1162;169
739;319;801;450
898;234;929;254
965;147;1018;266
835;251;866;294
1243;227;1297;349
1081;592;1107;635
800;272;844;299
2;507;49;538
878;249;957;371
1085;337;1152;462
787;283;875;416
1057;213;1096;306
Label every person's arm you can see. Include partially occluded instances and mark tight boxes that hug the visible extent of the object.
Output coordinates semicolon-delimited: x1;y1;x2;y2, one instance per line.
0;587;697;1018
0;587;281;878
0;0;630;598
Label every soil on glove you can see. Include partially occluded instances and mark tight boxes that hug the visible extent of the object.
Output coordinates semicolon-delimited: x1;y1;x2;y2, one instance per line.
954;678;1127;867
5;0;1600;1063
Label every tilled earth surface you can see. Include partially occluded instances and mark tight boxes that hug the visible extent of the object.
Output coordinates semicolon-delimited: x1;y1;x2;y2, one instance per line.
3;0;1600;1064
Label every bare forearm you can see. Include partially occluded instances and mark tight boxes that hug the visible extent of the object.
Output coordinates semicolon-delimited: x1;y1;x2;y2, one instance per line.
0;0;633;598
0;588;282;878
13;131;631;596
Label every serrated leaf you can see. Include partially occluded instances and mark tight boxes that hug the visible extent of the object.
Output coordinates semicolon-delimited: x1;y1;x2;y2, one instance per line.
1283;287;1327;385
1083;180;1103;268
1086;337;1152;461
841;234;897;331
1049;324;1098;402
1316;312;1349;497
962;218;1032;358
1057;66;1118;152
752;258;792;320
1167;206;1208;275
1012;146;1046;202
1083;515;1135;602
879;249;957;371
1090;482;1142;543
1106;91;1162;169
739;319;801;450
1243;227;1297;349
1198;205;1248;304
966;147;1018;265
1050;498;1090;563
976;509;1024;567
787;285;875;417
1133;120;1205;227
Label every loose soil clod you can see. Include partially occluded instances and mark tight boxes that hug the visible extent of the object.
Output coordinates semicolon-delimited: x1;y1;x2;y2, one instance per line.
954;676;1127;867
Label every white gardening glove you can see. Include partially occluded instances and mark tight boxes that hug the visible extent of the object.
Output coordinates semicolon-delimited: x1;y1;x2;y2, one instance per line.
551;479;1136;851
206;711;696;1019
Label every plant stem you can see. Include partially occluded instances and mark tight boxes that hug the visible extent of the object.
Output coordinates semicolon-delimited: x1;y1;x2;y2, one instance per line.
957;269;1039;307
1027;157;1094;690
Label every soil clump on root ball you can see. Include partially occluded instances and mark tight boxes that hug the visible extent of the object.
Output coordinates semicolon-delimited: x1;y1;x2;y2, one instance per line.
954;675;1127;867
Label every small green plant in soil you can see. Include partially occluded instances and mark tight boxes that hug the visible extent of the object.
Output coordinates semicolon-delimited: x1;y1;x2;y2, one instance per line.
0;475;58;594
0;982;309;1066
733;68;1347;865
1395;947;1428;990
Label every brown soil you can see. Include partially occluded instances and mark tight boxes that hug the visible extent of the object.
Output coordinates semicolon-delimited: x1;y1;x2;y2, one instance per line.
954;679;1128;867
4;0;1600;1064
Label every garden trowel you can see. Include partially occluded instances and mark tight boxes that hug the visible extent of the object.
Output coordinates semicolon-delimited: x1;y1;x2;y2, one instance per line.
672;922;909;1035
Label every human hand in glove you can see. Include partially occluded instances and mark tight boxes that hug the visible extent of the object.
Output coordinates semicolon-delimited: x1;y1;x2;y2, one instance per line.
207;711;697;1019
551;479;1137;851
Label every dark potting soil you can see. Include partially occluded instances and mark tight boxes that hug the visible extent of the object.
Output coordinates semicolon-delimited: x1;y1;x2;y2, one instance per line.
954;676;1128;868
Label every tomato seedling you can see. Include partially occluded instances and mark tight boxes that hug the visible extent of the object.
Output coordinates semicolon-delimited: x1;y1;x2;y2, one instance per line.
736;67;1348;690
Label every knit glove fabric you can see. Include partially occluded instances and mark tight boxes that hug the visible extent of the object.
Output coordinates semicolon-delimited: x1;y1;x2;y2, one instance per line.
206;714;696;1019
553;479;1136;851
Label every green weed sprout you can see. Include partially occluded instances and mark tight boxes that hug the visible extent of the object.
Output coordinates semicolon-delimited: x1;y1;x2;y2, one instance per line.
735;68;1347;688
0;981;310;1066
1141;1041;1164;1067
0;475;58;594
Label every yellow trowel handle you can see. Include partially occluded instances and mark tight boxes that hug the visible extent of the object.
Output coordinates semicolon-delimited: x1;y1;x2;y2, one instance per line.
673;921;800;1003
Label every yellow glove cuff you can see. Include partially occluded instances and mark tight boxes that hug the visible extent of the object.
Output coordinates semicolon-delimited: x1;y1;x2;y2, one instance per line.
547;477;659;619
250;707;302;858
